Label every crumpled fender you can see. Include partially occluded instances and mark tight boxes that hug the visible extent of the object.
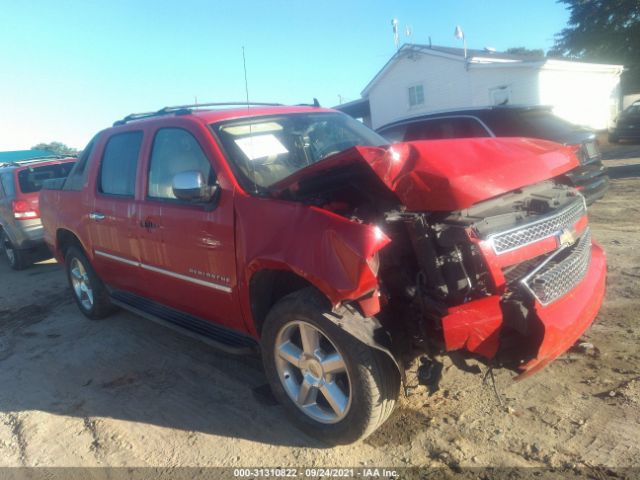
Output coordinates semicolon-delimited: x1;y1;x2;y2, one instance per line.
234;193;390;336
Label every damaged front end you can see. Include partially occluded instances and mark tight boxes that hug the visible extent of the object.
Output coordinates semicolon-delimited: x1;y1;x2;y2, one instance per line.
270;137;606;379
379;178;605;378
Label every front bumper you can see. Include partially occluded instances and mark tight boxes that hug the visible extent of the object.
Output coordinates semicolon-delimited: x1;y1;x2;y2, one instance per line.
577;175;609;205
566;162;609;205
441;232;606;378
4;219;44;250
515;241;606;378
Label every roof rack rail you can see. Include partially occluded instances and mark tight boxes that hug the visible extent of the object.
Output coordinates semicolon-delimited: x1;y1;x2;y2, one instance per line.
0;155;76;169
113;101;285;126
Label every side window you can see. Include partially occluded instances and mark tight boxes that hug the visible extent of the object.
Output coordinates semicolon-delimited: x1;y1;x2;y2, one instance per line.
148;128;213;200
404;120;444;140
1;173;16;198
404;118;490;141
451;118;491;138
64;136;97;191
377;125;407;143
99;131;143;196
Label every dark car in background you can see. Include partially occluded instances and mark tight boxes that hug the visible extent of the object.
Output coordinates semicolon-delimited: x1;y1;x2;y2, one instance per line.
609;101;640;143
0;156;76;269
377;105;609;205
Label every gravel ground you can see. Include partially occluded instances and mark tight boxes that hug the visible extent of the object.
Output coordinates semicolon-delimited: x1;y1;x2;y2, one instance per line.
0;150;638;475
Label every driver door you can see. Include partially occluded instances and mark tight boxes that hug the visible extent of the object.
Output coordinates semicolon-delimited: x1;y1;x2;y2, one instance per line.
137;126;240;330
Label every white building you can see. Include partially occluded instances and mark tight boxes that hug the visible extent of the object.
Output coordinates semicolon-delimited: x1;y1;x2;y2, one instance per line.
354;44;623;130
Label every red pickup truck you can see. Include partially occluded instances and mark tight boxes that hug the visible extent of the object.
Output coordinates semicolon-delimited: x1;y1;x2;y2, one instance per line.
40;103;606;444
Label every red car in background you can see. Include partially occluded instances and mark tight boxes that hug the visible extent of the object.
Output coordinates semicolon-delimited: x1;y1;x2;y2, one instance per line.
39;103;605;443
0;156;76;269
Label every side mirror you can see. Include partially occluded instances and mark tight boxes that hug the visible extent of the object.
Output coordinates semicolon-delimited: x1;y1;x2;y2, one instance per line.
172;170;217;202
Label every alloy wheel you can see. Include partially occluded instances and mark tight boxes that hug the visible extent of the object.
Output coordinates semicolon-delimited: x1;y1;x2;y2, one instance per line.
274;320;352;424
70;258;94;310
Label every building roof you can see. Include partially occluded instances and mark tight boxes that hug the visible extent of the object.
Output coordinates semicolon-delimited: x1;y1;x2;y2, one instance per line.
332;98;370;119
0;149;57;162
361;43;624;97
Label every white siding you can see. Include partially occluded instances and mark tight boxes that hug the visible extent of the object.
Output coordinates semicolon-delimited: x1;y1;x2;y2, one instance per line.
538;64;620;130
365;50;622;131
469;66;540;106
367;54;472;128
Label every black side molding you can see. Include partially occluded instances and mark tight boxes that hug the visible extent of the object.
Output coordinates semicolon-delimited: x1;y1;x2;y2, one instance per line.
110;290;259;355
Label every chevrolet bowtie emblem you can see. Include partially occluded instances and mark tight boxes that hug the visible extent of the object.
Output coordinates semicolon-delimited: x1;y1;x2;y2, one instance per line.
558;228;576;247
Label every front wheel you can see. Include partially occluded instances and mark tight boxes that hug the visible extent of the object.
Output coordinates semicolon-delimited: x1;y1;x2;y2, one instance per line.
261;288;400;444
65;246;115;320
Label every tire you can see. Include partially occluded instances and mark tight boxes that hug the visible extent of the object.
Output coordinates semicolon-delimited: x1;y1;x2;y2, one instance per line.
1;231;27;270
261;288;400;444
64;246;115;320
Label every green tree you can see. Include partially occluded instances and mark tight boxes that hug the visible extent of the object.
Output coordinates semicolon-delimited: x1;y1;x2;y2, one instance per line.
505;47;545;58
31;141;78;156
549;0;640;92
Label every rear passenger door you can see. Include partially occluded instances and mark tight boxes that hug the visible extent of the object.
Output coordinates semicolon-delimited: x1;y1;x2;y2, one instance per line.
87;131;146;295
137;126;240;330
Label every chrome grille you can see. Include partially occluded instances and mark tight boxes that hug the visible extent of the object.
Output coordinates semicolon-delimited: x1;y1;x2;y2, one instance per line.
521;228;592;306
488;198;586;254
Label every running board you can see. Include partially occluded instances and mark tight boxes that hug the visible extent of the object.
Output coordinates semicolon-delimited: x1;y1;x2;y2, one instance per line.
110;290;259;355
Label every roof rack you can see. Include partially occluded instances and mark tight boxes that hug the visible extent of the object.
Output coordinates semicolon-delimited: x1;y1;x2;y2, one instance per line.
0;155;76;169
113;102;285;126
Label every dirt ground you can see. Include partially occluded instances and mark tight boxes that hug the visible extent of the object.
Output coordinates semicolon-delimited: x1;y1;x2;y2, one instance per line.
0;148;639;474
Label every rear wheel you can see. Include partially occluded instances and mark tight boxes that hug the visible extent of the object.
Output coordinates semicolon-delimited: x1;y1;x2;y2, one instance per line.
1;231;26;270
261;288;400;444
65;246;115;320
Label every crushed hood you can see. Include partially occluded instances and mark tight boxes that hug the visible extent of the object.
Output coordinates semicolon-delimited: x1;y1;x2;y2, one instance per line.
273;137;579;211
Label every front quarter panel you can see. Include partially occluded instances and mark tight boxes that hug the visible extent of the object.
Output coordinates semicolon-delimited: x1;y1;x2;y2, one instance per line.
234;193;389;335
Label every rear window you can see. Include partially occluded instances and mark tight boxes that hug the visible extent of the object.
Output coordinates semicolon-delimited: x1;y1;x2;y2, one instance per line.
17;163;75;194
486;110;580;141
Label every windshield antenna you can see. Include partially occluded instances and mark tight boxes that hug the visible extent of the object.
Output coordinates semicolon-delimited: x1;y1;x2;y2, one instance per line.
242;46;259;195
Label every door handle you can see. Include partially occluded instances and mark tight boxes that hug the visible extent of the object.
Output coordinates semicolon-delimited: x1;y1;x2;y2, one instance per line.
89;212;105;221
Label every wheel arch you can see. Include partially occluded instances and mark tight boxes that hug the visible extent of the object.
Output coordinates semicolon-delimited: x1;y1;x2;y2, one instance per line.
249;269;401;375
56;228;87;261
249;268;321;335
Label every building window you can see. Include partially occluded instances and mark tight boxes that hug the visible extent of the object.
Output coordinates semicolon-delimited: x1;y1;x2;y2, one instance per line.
408;85;425;107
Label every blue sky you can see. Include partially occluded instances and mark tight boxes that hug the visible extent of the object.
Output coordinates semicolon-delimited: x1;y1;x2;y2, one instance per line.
0;0;569;150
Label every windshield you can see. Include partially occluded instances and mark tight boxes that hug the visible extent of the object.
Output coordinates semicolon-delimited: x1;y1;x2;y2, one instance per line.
17;162;75;194
211;112;386;191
